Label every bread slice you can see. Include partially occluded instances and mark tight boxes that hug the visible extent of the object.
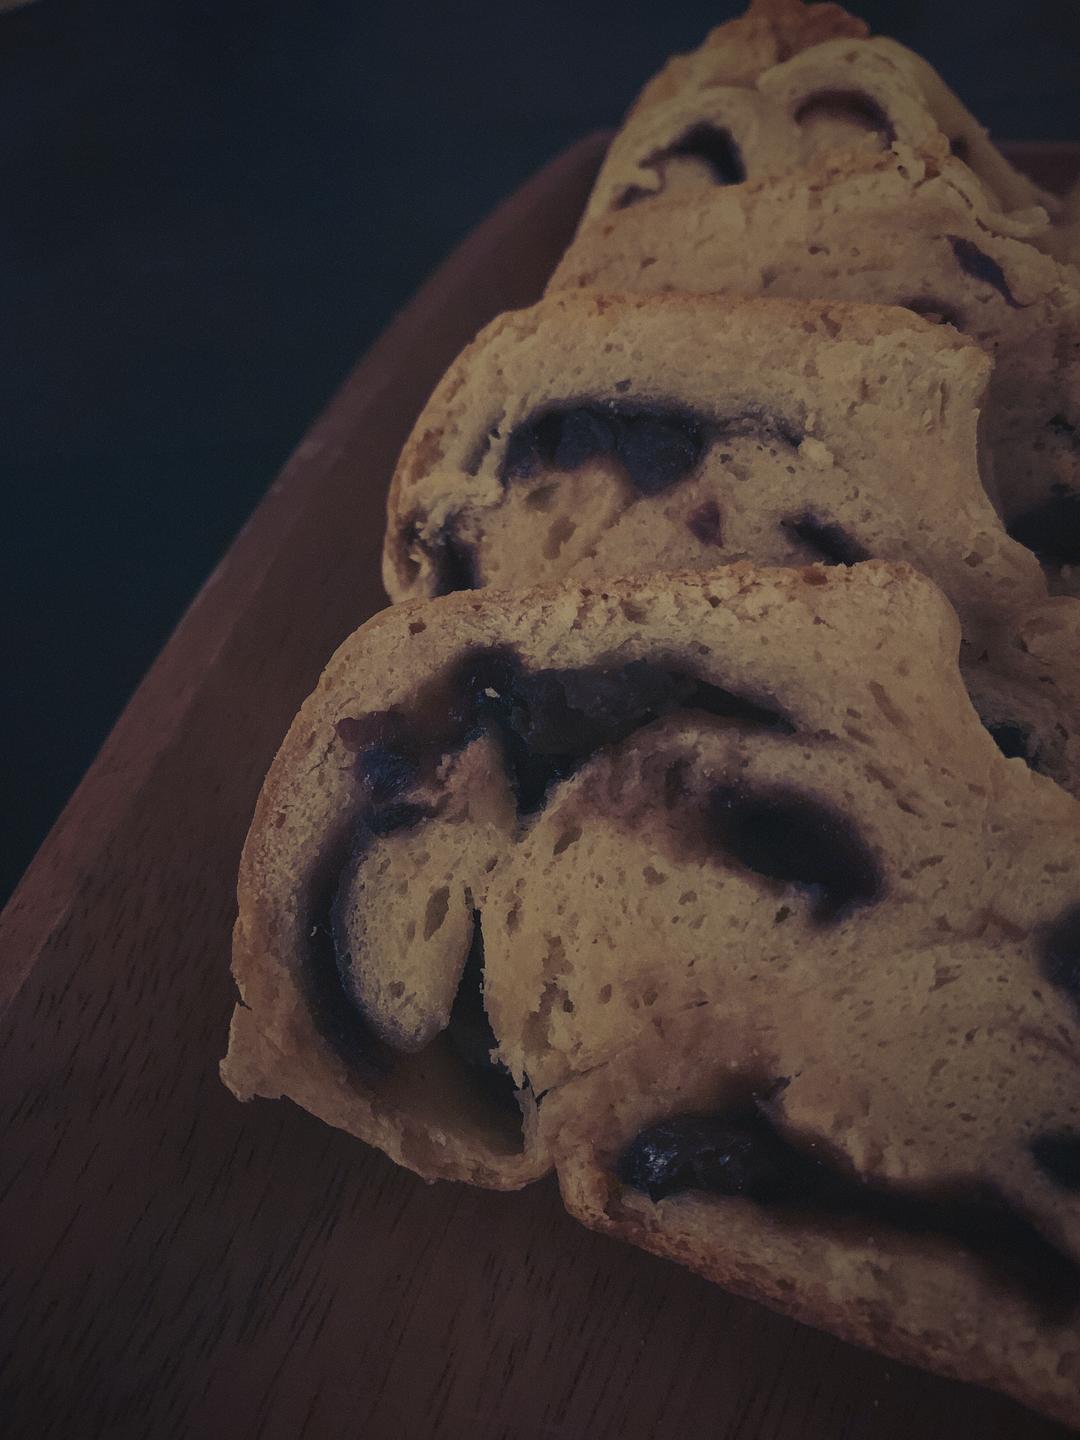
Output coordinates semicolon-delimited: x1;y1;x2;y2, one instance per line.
223;564;1080;1426
588;9;1070;258
382;291;1080;795
383;292;1042;621
551;144;1080;595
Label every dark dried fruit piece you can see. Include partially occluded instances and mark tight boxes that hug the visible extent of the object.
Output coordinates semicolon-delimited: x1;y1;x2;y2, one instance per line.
784;513;870;566
337;710;422;804
618;1104;1080;1320
687;501;723;546
947;236;1026;309
363;802;432;837
465;653;794;814
708;785;883;921
502;402;706;496
617;411;707;495
545;408;617;470
617;1107;818;1202
336;710;408;753
1007;493;1080;566
339;649;794;825
356;747;419;803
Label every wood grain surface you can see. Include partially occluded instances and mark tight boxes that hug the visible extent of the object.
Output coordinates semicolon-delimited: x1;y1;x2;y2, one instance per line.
2;135;1079;1440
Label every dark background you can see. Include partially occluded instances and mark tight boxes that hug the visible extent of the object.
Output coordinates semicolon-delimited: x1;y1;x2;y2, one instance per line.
3;0;1078;903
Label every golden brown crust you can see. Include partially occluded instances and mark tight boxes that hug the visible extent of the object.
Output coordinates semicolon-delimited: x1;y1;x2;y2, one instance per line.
629;0;869;114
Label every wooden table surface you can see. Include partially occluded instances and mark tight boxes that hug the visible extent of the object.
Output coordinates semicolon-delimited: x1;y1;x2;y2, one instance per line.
2;134;1079;1440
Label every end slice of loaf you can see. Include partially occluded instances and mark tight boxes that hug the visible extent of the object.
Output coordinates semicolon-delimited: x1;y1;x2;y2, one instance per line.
589;15;1069;258
223;563;1080;1426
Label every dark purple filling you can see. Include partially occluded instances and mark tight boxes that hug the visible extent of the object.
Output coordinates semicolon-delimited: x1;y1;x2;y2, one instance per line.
1032;1131;1080;1192
339;646;794;826
1007;492;1080;566
502;400;803;499
313;652;793;1068
503;402;708;497
618;1105;1080;1321
666;122;745;186
412;403;805;597
947;235;1026;309
1040;905;1080;1010
708;784;883;923
783;513;870;567
687;500;723;546
793;90;897;144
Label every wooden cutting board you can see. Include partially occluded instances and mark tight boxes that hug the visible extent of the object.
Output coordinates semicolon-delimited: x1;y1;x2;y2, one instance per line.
2;134;1079;1440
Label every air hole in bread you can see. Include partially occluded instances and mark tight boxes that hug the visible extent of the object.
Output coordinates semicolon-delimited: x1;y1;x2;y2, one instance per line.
665;122;745;186
793;89;896;144
1008;493;1080;566
986;721;1033;764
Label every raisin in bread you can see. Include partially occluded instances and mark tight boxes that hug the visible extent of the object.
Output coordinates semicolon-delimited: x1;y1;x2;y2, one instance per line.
588;11;1069;258
223;564;1080;1426
551;144;1080;595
